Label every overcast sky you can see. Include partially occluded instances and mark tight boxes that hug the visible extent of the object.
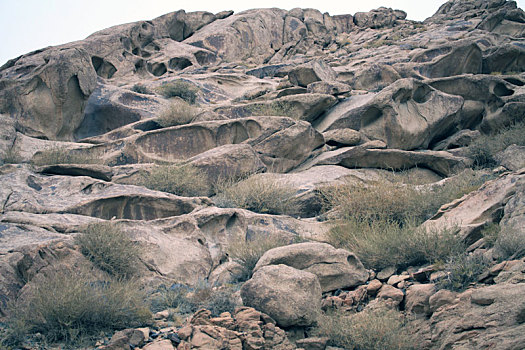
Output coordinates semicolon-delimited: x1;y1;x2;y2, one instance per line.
1;0;524;66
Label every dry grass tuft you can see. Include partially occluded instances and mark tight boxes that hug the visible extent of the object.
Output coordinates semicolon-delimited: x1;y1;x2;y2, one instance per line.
157;100;200;128
314;307;415;350
214;174;299;215
141;164;209;197
76;223;140;279
3;269;151;345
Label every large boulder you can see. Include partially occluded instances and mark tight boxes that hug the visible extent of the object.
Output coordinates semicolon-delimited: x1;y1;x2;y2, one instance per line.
0;167;209;220
183;9;287;64
0;48;97;141
412;41;483;78
241;264;322;327
428;74;525;133
311;142;469;176
255;242;368;292
353;7;407;29
423;170;525;245
315;79;464;150
288;60;337;87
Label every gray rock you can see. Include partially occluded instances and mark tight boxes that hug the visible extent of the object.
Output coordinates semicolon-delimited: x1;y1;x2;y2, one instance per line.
317;79;464;150
241;264;321;327
495;145;525;171
255;242;368;292
354;7;406;29
288;60;337;87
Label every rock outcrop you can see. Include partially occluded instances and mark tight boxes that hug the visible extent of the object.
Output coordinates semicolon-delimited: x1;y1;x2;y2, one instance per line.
1;0;525;348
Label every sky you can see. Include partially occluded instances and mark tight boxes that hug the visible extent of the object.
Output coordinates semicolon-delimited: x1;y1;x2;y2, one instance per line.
1;0;524;66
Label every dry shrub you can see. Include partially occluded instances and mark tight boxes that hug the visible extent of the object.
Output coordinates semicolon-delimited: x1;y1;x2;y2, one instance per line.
315;307;414;350
157;80;198;104
494;224;525;260
321;179;424;224
214;174;299;215
76;223;140;279
31;146;101;166
436;253;491;292
131;83;152;95
4;269;151;345
327;218;464;271
2;147;21;164
467;121;525;168
322;169;491;225
226;234;290;280
157;99;200;128
142;164;209;197
149;282;239;317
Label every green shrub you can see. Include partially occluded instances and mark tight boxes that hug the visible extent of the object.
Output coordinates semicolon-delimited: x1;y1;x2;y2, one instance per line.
4;270;151;344
314;308;414;350
76;223;140;279
327;218;464;271
31;146;100;166
157;80;198;104
494;224;525;260
214;174;299;215
131;83;152;95
467;121;525;168
142;164;209;197
227;234;290;280
437;253;491;292
157;100;200;128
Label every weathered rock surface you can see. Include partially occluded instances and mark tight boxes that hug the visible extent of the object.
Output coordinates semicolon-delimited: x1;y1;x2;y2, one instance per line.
288;60;337;87
255;242;368;292
316;79;465;150
2;1;525;348
412;283;525;350
241;264;322;327
423;169;525;244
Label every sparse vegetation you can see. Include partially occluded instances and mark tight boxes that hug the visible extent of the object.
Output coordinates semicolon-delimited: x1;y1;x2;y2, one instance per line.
494;224;525;260
149;282;238;317
3;269;151;345
481;223;501;248
246;100;295;118
157;80;198;104
314;307;415;350
76;223;140;279
2;147;20;164
142;164;209;197
31;146;101;166
227;234;290;280
327;218;464;270
322;170;490;270
214;174;299;215
437;253;491;292
149;283;196;314
322;169;491;226
131;83;153;95
466;121;525;168
157;100;200;128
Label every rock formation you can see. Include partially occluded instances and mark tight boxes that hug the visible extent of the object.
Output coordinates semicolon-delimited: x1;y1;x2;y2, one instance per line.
1;0;525;349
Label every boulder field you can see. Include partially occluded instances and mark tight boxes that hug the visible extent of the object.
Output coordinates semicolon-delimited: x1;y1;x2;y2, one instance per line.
1;0;525;349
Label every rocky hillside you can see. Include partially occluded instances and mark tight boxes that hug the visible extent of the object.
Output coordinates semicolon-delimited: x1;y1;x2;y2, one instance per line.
1;0;525;349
